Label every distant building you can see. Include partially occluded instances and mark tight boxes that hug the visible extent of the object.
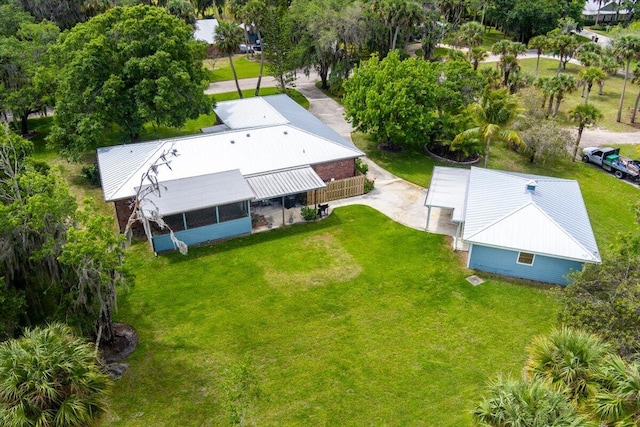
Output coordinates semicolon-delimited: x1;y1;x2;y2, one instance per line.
583;0;631;24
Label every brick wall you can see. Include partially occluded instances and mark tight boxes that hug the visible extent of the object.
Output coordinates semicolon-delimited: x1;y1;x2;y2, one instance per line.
113;198;135;233
312;158;356;181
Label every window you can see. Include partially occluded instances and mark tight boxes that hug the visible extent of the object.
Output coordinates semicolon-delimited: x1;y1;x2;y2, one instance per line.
185;207;217;229
218;201;248;222
517;252;535;265
153;213;185;235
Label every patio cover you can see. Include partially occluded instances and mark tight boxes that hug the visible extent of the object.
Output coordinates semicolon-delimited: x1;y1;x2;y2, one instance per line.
139;169;254;216
424;166;470;223
245;166;326;200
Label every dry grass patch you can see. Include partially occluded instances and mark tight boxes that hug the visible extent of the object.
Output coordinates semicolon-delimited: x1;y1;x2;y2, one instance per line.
260;233;362;293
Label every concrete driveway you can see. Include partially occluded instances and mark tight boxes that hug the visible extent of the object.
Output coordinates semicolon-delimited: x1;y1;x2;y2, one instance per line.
206;72;448;235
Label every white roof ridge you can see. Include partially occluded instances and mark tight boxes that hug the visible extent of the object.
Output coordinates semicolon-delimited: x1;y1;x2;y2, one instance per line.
243;164;313;178
464;200;532;241
284;124;364;156
527;199;601;262
467;200;600;262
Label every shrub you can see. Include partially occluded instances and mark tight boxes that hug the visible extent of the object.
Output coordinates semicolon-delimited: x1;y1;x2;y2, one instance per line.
81;163;101;187
364;179;375;194
300;205;316;221
355;158;369;175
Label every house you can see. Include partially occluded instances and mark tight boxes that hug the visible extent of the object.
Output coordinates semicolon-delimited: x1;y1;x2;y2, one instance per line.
424;167;601;285
97;95;364;253
194;19;218;45
582;0;630;24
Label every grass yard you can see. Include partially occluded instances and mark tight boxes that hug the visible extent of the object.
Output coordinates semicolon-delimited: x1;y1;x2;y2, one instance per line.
206;54;263;82
480;57;640;132
106;206;558;426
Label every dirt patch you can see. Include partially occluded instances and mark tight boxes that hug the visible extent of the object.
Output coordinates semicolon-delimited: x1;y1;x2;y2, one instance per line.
100;322;139;363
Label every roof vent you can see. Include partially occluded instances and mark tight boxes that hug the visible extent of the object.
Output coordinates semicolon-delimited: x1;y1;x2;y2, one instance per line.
230;140;235;144
525;180;537;193
246;133;250;137
283;130;288;135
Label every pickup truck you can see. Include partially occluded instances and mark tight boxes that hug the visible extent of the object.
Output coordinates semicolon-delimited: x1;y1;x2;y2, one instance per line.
582;147;640;181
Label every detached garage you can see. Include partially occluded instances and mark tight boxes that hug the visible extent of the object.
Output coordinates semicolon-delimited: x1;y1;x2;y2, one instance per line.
425;167;601;285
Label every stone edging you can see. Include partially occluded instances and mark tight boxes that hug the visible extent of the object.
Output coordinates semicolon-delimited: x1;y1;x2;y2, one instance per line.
424;144;481;166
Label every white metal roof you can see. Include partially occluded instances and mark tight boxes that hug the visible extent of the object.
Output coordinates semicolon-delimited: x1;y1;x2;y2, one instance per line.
424;166;470;222
139;170;254;217
194;19;218;44
463;167;600;263
98;96;363;202
215;97;289;129
245;166;326;200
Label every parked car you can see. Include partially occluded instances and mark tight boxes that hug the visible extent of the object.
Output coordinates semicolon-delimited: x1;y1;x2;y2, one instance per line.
239;43;253;54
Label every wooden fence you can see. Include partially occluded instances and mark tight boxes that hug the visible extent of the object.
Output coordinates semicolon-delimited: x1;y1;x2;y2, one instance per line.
307;174;366;205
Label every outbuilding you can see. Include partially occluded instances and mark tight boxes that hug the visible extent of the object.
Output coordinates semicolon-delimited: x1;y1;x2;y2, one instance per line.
425;167;601;285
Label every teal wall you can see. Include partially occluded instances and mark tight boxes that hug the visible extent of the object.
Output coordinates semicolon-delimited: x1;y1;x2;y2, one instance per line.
468;244;584;285
152;217;251;253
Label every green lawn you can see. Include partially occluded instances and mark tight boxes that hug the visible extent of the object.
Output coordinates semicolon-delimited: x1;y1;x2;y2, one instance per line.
480;57;640;132
106;206;558;426
206;54;263;82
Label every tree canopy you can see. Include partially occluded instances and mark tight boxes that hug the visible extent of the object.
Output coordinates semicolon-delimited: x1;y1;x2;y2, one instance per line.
560;233;640;358
343;51;439;149
47;5;211;160
0;127;130;344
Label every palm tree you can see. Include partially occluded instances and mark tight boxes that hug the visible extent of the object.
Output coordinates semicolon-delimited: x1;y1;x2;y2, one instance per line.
578;67;607;104
591;355;640;425
550;74;577;118
631;64;640;123
569;104;603;161
613;34;640;122
535;76;551;109
473;375;587;427
215;19;245;98
456;21;484;62
0;323;110;427
491;40;526;85
452;88;524;168
548;33;578;75
525;326;611;403
470;46;488;71
598;54;619;95
528;35;549;78
242;0;267;97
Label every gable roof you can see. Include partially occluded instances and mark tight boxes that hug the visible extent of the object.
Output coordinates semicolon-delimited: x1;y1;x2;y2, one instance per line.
97;95;363;202
463;167;600;263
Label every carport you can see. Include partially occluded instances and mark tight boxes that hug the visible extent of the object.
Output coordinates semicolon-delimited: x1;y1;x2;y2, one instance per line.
424;167;470;249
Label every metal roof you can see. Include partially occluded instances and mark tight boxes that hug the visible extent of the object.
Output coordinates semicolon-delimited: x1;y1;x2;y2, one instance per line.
214;97;289;129
262;95;359;150
97;140;163;203
194;19;218;44
139;170;254;217
98;96;363;202
245;166;326;200
424;166;470;222
463;167;600;263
